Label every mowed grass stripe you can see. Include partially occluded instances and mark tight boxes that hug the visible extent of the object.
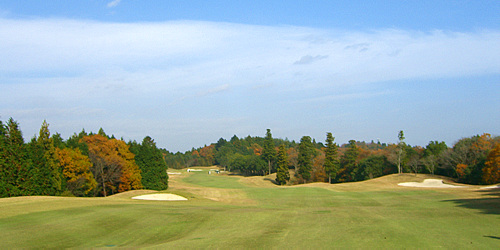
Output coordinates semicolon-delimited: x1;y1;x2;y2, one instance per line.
182;171;246;189
0;172;498;248
0;204;210;248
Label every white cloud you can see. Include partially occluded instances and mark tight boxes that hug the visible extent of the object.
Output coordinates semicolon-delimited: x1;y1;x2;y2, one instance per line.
197;84;231;97
344;43;370;51
0;18;499;151
294;55;329;65
107;0;122;8
1;19;497;87
302;90;391;103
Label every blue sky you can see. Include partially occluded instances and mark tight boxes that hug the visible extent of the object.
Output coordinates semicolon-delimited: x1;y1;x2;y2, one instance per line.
0;0;499;152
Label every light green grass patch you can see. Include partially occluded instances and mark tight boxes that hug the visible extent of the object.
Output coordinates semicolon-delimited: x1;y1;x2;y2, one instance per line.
0;173;498;248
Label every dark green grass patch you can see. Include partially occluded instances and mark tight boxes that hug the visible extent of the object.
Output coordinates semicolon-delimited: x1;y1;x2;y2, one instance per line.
1;173;499;248
0;204;208;248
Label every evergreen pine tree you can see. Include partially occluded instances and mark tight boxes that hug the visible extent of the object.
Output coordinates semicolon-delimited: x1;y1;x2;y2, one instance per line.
2;118;31;196
27;121;63;195
130;136;169;190
275;145;290;185
297;136;313;183
66;129;89;155
324;132;339;184
262;129;276;175
339;140;359;182
0;120;8;197
397;130;406;174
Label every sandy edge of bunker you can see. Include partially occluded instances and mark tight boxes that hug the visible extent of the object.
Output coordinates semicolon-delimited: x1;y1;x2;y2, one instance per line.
132;193;188;201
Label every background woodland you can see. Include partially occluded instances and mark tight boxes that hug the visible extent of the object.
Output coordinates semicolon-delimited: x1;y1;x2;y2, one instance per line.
1;118;498;198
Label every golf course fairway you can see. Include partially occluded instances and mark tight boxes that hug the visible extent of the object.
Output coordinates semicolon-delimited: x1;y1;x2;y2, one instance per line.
0;169;498;248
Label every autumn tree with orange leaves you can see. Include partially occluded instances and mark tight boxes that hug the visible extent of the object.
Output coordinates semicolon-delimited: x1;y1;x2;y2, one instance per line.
56;147;97;196
82;134;142;196
483;143;500;184
441;133;498;184
199;144;216;166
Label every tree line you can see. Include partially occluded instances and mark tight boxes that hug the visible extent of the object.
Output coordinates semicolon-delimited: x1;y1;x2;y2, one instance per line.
164;129;499;186
1;117;499;198
0;118;168;198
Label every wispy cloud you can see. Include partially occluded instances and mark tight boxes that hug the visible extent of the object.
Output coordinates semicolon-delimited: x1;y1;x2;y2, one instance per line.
301;90;391;103
168;84;231;106
0;18;499;150
1;19;497;87
344;43;370;51
107;0;122;8
293;55;328;65
197;84;231;97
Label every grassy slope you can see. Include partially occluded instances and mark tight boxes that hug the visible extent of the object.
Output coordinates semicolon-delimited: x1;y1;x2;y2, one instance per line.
0;170;498;248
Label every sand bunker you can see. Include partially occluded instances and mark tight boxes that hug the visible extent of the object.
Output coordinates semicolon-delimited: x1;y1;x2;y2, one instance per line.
132;194;188;201
480;184;500;189
398;179;463;188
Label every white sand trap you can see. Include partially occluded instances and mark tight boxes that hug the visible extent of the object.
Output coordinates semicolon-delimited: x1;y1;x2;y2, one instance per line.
398;179;464;188
132;194;188;201
480;184;500;189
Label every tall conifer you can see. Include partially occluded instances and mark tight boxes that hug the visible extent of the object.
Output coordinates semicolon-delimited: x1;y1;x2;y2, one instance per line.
130;136;169;190
338;140;359;182
297;136;313;183
397;130;406;174
324;132;339;184
28;121;63;195
2;118;30;196
262;129;276;175
276;145;290;185
0;120;8;197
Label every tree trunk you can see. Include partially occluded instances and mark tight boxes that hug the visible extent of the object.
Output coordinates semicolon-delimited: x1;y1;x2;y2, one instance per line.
101;169;106;197
397;149;402;174
268;159;271;175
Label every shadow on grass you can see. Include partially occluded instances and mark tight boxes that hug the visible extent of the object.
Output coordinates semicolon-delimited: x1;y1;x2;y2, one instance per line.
443;189;500;215
484;236;500;240
263;178;278;185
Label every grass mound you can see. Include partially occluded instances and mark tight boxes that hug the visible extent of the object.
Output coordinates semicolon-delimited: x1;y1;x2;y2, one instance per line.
0;170;498;248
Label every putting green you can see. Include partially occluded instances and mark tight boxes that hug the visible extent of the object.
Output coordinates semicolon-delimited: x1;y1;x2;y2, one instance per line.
0;171;498;248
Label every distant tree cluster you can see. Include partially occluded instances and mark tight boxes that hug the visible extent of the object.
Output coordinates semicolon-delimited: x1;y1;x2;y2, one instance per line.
0;118;168;198
164;129;499;186
2;117;499;197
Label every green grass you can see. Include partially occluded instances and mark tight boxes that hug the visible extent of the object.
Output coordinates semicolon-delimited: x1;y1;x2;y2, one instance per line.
182;171;246;189
0;171;499;248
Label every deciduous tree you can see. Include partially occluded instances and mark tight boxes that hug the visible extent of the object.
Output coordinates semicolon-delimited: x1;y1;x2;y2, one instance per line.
312;150;326;182
229;153;266;175
483;143;499;184
82;134;142;196
441;133;497;184
287;147;298;174
56;147;97;196
354;155;393;181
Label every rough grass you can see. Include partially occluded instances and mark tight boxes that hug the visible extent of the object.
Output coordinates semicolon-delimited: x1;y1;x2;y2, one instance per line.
0;170;498;248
